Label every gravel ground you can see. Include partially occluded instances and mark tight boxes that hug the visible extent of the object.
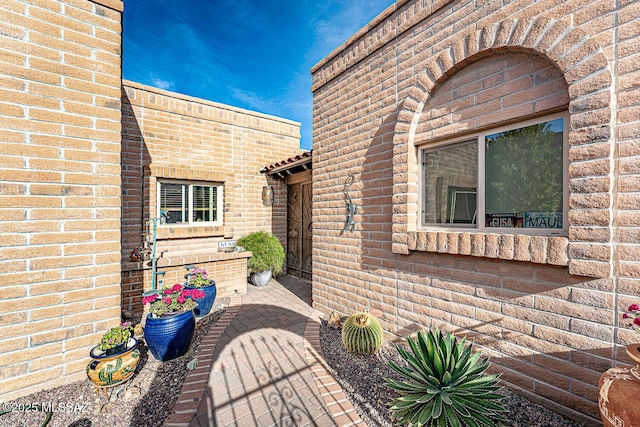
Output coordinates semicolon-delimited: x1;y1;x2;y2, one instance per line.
2;305;589;427
0;301;228;427
319;320;588;427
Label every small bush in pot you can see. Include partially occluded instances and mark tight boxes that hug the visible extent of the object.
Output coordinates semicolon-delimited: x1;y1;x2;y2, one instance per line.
237;231;285;286
87;322;140;387
98;322;134;355
385;329;507;427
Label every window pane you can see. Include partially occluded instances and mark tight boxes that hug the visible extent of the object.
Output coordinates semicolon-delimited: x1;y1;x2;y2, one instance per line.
423;141;477;225
160;183;185;224
485;119;563;229
192;185;217;222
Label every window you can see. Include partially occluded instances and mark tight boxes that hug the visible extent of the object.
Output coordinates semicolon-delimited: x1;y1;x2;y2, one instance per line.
157;180;223;225
421;113;567;234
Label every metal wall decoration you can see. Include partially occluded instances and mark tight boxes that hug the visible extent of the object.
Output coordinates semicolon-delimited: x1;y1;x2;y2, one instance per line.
342;175;358;233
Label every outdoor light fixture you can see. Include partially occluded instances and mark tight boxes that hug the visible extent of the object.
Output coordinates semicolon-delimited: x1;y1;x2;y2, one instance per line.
262;186;274;205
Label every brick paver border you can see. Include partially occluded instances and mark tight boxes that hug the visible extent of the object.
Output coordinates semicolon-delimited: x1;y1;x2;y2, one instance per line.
303;320;366;427
164;296;242;427
164;294;366;426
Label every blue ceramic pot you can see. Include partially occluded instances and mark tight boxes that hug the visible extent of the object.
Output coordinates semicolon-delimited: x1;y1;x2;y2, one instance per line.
144;310;195;362
187;281;217;318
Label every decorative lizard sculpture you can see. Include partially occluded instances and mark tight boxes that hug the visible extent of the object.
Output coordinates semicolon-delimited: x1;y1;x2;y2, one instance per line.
342;175;358;233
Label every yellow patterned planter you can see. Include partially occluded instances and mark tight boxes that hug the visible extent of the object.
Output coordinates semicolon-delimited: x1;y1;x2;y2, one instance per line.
86;338;140;388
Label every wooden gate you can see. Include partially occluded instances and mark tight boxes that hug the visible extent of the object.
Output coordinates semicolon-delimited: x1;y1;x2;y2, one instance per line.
287;177;312;280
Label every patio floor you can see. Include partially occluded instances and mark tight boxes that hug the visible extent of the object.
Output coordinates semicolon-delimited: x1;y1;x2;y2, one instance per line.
164;275;366;427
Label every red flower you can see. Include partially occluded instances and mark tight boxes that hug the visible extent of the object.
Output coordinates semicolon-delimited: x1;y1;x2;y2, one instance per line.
629;304;640;312
163;288;173;295
163;297;172;305
172;284;183;293
142;294;158;305
634;318;640;327
177;296;186;304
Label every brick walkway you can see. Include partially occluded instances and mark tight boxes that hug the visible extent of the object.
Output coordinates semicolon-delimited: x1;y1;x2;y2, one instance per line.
164;275;366;427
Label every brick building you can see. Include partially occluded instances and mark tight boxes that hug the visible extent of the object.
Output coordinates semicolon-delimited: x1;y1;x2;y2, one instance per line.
0;0;300;401
120;80;301;316
311;0;639;425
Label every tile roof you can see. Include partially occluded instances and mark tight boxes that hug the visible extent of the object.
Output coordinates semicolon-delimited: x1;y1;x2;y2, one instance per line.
261;150;312;178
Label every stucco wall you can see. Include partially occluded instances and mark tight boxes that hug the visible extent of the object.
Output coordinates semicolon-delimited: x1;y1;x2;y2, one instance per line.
0;0;124;401
311;0;639;424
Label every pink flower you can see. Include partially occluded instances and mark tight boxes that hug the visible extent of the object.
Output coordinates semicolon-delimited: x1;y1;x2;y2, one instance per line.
163;297;172;305
142;294;158;305
172;284;183;293
623;303;640;334
177;296;186;304
193;289;205;299
163;288;173;295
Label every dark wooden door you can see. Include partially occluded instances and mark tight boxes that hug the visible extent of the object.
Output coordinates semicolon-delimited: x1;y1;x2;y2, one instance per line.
287;181;312;280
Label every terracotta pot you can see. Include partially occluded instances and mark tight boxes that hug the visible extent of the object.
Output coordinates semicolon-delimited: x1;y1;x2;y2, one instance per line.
598;344;640;427
86;338;140;388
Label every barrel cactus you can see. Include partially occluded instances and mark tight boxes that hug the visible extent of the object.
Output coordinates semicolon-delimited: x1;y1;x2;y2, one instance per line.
341;311;383;354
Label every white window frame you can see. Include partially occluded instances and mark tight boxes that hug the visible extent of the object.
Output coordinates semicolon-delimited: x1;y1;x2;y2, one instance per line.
156;179;223;227
419;112;568;236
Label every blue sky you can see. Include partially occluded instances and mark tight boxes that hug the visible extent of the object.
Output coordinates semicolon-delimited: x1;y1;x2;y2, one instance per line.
122;0;395;151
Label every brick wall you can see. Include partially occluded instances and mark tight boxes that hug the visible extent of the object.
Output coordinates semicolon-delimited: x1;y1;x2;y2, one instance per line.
0;0;123;401
121;81;300;312
121;255;250;315
311;0;639;424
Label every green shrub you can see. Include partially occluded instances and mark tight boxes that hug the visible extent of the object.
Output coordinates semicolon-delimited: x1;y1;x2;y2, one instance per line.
386;329;507;427
237;231;285;274
341;311;383;354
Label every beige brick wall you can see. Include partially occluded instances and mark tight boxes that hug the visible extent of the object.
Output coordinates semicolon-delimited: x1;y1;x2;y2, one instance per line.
0;0;123;401
311;0;638;424
121;81;300;310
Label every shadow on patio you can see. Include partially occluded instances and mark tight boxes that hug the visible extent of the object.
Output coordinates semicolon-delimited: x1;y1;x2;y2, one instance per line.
131;275;358;427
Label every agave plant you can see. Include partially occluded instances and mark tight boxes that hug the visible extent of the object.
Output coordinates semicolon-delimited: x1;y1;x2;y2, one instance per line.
385;329;507;427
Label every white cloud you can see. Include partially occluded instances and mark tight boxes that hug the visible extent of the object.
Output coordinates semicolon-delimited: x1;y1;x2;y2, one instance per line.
151;76;174;90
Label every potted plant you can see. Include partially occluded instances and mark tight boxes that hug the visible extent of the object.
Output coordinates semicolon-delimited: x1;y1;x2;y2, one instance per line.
237;231;285;286
598;304;640;427
142;284;205;361
185;265;217;318
86;322;140;388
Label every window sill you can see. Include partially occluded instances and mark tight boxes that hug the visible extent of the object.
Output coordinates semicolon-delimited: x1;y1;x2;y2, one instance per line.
406;230;568;266
156;225;224;240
